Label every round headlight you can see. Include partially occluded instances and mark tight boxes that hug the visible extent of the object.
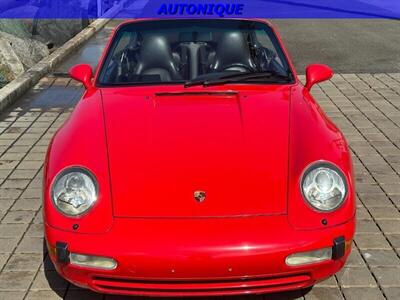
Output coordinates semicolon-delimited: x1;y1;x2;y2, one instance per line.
301;162;347;212
52;168;98;216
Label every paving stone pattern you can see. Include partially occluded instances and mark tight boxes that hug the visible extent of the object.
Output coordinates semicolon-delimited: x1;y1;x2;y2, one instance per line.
0;71;399;299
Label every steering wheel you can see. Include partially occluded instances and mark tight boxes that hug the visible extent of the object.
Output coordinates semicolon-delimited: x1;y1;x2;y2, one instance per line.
224;63;254;73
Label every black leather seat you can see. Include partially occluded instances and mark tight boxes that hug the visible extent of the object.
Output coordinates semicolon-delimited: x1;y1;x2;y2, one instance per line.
209;31;256;73
135;35;182;82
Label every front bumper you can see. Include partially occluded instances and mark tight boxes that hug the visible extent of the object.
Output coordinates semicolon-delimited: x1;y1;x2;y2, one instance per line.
45;216;355;297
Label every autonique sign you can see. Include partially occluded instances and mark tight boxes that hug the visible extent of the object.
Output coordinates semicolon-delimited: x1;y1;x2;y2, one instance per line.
0;0;398;19
157;3;244;17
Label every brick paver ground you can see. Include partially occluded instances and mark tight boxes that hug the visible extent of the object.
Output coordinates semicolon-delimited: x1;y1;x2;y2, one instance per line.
0;71;399;299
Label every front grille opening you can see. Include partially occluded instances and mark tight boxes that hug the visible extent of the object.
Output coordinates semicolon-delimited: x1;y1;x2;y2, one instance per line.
91;273;312;295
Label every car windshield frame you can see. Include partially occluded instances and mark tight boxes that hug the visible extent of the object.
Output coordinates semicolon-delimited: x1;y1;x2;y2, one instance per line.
96;19;296;88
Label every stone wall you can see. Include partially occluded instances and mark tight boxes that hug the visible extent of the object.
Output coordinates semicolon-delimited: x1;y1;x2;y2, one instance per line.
0;18;87;87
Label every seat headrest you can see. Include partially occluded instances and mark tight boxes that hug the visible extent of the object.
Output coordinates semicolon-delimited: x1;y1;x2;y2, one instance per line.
211;31;255;72
135;34;181;80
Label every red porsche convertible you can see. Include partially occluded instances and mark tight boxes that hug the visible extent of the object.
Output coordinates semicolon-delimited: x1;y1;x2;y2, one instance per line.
44;19;355;297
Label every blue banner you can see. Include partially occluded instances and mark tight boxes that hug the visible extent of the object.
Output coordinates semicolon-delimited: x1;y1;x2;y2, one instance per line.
0;0;399;19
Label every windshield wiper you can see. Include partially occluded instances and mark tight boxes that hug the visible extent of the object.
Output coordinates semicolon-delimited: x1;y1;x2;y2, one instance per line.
184;71;292;88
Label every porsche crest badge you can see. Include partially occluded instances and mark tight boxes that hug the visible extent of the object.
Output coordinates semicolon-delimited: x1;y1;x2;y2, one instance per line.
194;191;206;203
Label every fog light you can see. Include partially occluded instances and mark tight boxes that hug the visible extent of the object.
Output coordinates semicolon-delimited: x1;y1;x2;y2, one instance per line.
70;253;117;270
286;247;332;266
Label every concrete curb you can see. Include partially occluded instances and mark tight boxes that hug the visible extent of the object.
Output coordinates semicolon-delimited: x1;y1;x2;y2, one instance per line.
0;0;127;113
0;19;107;112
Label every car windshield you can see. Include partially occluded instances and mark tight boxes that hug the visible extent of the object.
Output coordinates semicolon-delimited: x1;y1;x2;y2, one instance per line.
97;19;292;86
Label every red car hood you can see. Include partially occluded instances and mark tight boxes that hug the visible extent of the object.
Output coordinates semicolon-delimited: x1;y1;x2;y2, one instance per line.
101;86;291;218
